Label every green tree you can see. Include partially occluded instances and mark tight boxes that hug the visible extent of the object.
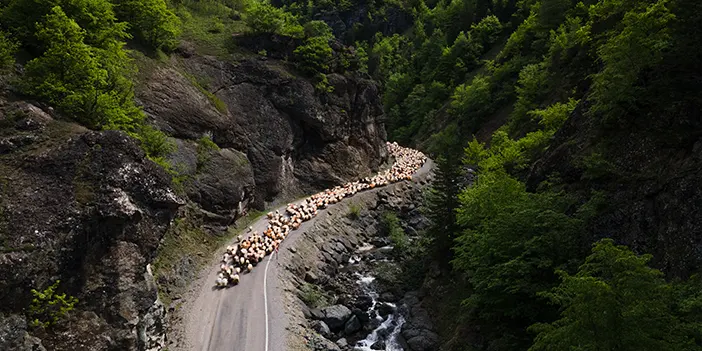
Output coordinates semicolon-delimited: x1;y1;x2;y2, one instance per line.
245;1;303;38
293;35;332;74
589;0;675;123
0;30;17;70
303;20;332;39
453;170;586;350
424;153;462;266
23;6;106;125
433;30;482;84
470;14;503;47
111;0;181;51
23;6;142;130
1;0;128;50
529;239;695;351
450;75;493;131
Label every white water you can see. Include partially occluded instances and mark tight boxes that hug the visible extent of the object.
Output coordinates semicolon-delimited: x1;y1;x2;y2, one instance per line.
353;273;406;351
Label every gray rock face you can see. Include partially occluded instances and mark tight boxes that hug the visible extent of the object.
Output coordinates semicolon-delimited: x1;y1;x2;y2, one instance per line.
400;291;439;351
139;57;388;208
371;340;386;350
139;67;228;140
136;299;167;351
308;334;342;351
0;314;46;351
305;271;319;283
0;109;183;350
321;305;353;331
528;103;702;278
169;139;255;221
377;302;395;317
336;337;348;348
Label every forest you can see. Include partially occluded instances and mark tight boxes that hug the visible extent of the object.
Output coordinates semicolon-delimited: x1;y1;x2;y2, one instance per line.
1;0;701;350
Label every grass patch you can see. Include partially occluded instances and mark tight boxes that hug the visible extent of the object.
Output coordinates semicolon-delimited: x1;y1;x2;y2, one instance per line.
299;282;329;308
347;203;361;220
196;134;221;170
174;3;248;59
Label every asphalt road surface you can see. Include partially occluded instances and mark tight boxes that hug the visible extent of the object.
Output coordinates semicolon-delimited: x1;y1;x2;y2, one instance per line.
184;159;433;351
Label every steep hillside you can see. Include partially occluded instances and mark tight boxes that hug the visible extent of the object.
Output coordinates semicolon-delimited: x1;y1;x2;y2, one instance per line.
331;0;702;350
0;0;390;349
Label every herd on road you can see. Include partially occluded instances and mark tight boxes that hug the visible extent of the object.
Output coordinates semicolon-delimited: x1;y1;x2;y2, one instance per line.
215;142;427;288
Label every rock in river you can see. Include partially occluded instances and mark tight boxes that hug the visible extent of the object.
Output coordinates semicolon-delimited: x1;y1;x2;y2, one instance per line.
322;305;352;331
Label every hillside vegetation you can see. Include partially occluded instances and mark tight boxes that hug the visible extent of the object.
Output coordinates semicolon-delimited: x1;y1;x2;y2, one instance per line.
330;0;702;350
2;0;701;350
257;0;702;349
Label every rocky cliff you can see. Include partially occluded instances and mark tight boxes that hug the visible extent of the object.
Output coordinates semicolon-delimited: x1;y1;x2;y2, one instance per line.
0;91;183;350
0;39;388;349
138;50;388;215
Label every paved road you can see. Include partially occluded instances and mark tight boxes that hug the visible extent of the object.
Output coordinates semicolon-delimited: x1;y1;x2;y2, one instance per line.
184;159;434;351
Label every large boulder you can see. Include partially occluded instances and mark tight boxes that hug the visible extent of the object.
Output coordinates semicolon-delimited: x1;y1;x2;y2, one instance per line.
404;330;439;351
311;320;331;338
343;315;361;335
321;305;353;331
169;139;255;221
138;67;229;140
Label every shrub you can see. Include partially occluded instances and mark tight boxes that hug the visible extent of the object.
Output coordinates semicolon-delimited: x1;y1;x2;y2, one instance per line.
348;203;361;220
28;280;78;328
293;35;333;75
303;20;332;39
196;134;219;169
245;1;303;38
299;282;328;308
382;212;408;253
0;30;17;70
136;125;176;158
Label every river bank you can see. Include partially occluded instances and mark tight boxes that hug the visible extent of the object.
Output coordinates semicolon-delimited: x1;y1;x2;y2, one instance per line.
277;160;439;351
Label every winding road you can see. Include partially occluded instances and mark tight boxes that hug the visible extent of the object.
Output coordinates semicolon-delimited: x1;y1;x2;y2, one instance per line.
183;159;434;351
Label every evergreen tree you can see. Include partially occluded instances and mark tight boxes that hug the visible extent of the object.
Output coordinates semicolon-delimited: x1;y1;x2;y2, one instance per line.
529;239;696;351
425;154;462;266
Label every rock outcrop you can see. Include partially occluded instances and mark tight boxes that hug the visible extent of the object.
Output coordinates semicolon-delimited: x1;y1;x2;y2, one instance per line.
138;54;388;211
0;96;183;350
527;101;702;278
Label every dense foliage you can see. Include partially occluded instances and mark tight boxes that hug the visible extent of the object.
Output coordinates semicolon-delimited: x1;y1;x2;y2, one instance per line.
286;0;701;350
0;30;17;70
530;239;697;351
111;0;181;51
0;0;174;159
2;0;701;348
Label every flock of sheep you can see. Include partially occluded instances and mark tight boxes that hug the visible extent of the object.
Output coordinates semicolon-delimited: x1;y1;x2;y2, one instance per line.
215;142;427;288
